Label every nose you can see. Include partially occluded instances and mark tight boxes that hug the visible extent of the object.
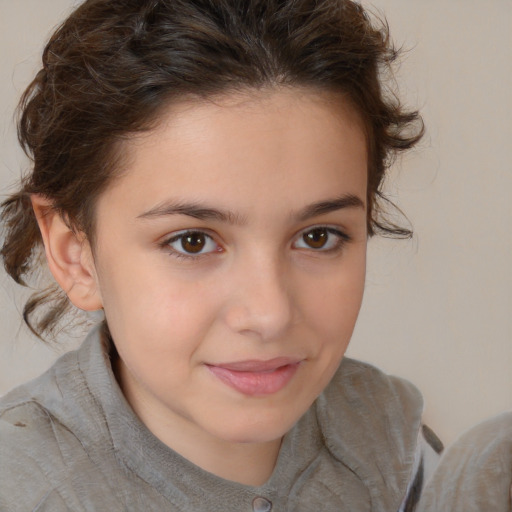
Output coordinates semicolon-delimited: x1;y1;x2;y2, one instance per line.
223;252;294;341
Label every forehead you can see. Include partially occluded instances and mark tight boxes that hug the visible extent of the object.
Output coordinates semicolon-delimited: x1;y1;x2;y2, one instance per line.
98;87;368;220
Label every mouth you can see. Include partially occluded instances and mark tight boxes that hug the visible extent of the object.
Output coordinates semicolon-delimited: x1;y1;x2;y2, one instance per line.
205;357;302;396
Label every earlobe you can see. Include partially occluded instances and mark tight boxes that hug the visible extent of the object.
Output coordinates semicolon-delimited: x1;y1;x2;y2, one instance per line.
31;195;103;311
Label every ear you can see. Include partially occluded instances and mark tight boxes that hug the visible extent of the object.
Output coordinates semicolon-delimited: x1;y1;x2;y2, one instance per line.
31;195;103;311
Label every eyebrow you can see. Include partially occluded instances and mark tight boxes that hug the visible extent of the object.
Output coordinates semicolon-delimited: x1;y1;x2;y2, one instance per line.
137;194;365;224
297;194;365;221
137;201;243;224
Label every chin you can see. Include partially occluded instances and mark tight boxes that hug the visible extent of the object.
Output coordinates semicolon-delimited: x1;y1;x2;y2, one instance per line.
210;409;300;445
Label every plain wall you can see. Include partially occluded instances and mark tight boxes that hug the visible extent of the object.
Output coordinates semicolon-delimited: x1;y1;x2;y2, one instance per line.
0;0;511;447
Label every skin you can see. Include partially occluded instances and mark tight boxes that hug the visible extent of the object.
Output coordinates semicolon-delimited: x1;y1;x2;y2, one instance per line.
34;88;368;486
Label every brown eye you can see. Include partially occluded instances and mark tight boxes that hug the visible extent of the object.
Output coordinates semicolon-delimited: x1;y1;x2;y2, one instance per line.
294;226;349;252
303;228;329;249
181;232;207;253
166;230;219;257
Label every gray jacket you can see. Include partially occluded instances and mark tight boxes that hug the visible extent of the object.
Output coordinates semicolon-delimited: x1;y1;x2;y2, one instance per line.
0;325;434;511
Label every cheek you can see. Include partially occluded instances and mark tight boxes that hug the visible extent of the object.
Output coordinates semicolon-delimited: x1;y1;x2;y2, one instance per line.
97;253;210;339
301;252;366;336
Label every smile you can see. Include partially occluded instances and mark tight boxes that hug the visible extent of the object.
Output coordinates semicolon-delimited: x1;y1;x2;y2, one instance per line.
206;358;302;396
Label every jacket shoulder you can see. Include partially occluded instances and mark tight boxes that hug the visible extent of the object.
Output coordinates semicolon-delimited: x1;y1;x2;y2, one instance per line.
314;357;424;511
331;357;423;415
0;400;71;511
0;348;92;511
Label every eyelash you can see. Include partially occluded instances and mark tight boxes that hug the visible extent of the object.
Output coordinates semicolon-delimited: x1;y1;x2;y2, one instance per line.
160;226;351;260
293;227;351;254
161;230;221;260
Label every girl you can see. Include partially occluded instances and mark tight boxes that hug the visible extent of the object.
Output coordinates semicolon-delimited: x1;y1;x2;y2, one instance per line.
0;1;440;510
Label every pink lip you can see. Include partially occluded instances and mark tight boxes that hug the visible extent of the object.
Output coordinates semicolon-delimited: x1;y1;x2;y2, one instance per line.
206;358;302;396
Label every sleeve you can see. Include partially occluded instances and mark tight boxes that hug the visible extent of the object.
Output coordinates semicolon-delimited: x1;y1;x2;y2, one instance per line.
399;424;444;512
416;412;512;512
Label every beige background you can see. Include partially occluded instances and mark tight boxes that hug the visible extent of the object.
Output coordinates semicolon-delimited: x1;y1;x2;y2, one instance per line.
0;0;511;447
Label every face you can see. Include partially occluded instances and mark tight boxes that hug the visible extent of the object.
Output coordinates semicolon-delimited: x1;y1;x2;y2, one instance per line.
90;88;367;466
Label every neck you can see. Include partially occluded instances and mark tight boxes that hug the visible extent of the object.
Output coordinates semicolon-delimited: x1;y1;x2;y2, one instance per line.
182;435;283;486
141;403;283;486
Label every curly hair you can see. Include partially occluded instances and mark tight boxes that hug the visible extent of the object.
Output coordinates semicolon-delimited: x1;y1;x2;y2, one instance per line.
1;0;423;339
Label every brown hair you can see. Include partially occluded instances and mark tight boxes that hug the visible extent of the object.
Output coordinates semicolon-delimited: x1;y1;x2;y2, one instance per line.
1;0;423;339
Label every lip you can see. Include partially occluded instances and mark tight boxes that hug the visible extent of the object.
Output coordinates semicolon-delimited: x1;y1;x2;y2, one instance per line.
206;357;302;396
